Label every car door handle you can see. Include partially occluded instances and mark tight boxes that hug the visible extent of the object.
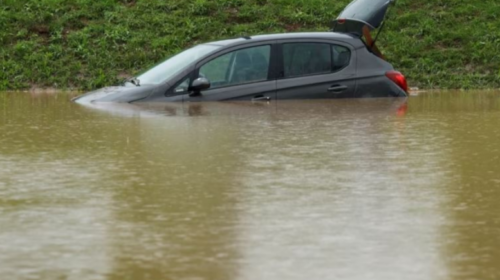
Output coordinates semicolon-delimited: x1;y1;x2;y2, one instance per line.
328;85;348;93
252;95;271;101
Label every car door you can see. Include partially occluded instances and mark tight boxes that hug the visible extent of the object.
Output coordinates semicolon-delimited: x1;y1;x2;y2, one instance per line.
183;43;277;102
276;40;357;100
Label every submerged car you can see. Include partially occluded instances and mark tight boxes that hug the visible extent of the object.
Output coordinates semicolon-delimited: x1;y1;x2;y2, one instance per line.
74;0;408;104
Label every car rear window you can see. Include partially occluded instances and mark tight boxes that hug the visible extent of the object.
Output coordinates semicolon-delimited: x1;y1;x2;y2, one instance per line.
283;43;350;78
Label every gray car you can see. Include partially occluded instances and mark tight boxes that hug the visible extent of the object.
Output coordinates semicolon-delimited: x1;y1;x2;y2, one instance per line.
74;0;408;104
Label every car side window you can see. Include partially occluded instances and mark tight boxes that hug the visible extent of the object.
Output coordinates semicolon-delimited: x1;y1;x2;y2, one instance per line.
199;45;271;90
332;45;351;71
174;77;191;94
282;43;351;78
283;43;331;78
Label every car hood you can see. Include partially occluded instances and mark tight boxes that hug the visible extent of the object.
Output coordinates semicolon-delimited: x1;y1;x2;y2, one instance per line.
73;84;156;104
333;0;395;35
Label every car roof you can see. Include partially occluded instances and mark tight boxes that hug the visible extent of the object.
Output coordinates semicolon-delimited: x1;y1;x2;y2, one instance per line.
206;32;361;47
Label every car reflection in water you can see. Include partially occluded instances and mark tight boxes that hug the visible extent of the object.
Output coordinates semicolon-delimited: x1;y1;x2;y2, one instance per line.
75;98;408;119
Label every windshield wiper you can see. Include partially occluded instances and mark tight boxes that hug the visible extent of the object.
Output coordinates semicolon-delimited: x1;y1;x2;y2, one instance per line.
129;77;141;86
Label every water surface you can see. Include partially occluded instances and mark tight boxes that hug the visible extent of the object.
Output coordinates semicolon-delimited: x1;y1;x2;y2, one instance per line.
1;91;500;280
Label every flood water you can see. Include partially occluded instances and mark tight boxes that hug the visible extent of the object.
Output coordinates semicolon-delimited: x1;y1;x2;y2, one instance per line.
1;91;500;280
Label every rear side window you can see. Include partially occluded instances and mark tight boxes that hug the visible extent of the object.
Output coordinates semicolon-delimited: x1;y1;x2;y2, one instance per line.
282;43;351;78
332;45;351;71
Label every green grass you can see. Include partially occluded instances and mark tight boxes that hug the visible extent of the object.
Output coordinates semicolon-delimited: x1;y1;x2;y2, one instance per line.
0;0;499;90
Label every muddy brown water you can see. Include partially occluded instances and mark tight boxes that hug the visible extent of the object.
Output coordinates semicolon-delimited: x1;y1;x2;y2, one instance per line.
1;91;500;280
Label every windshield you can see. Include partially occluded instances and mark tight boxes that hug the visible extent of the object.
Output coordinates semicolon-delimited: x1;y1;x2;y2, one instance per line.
137;44;221;85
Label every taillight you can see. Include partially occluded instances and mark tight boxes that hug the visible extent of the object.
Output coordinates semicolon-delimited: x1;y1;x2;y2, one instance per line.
386;71;408;93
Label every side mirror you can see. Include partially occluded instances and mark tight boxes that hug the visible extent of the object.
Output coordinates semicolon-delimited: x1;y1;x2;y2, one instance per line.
189;78;211;96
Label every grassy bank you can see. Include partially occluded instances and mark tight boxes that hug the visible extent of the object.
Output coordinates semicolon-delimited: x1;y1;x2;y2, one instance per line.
0;0;499;91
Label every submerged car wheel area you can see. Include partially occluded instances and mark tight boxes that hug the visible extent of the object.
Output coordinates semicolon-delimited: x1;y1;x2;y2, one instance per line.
73;0;408;104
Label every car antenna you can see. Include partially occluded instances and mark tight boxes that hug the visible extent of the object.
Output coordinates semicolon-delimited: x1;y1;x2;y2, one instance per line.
242;36;252;40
